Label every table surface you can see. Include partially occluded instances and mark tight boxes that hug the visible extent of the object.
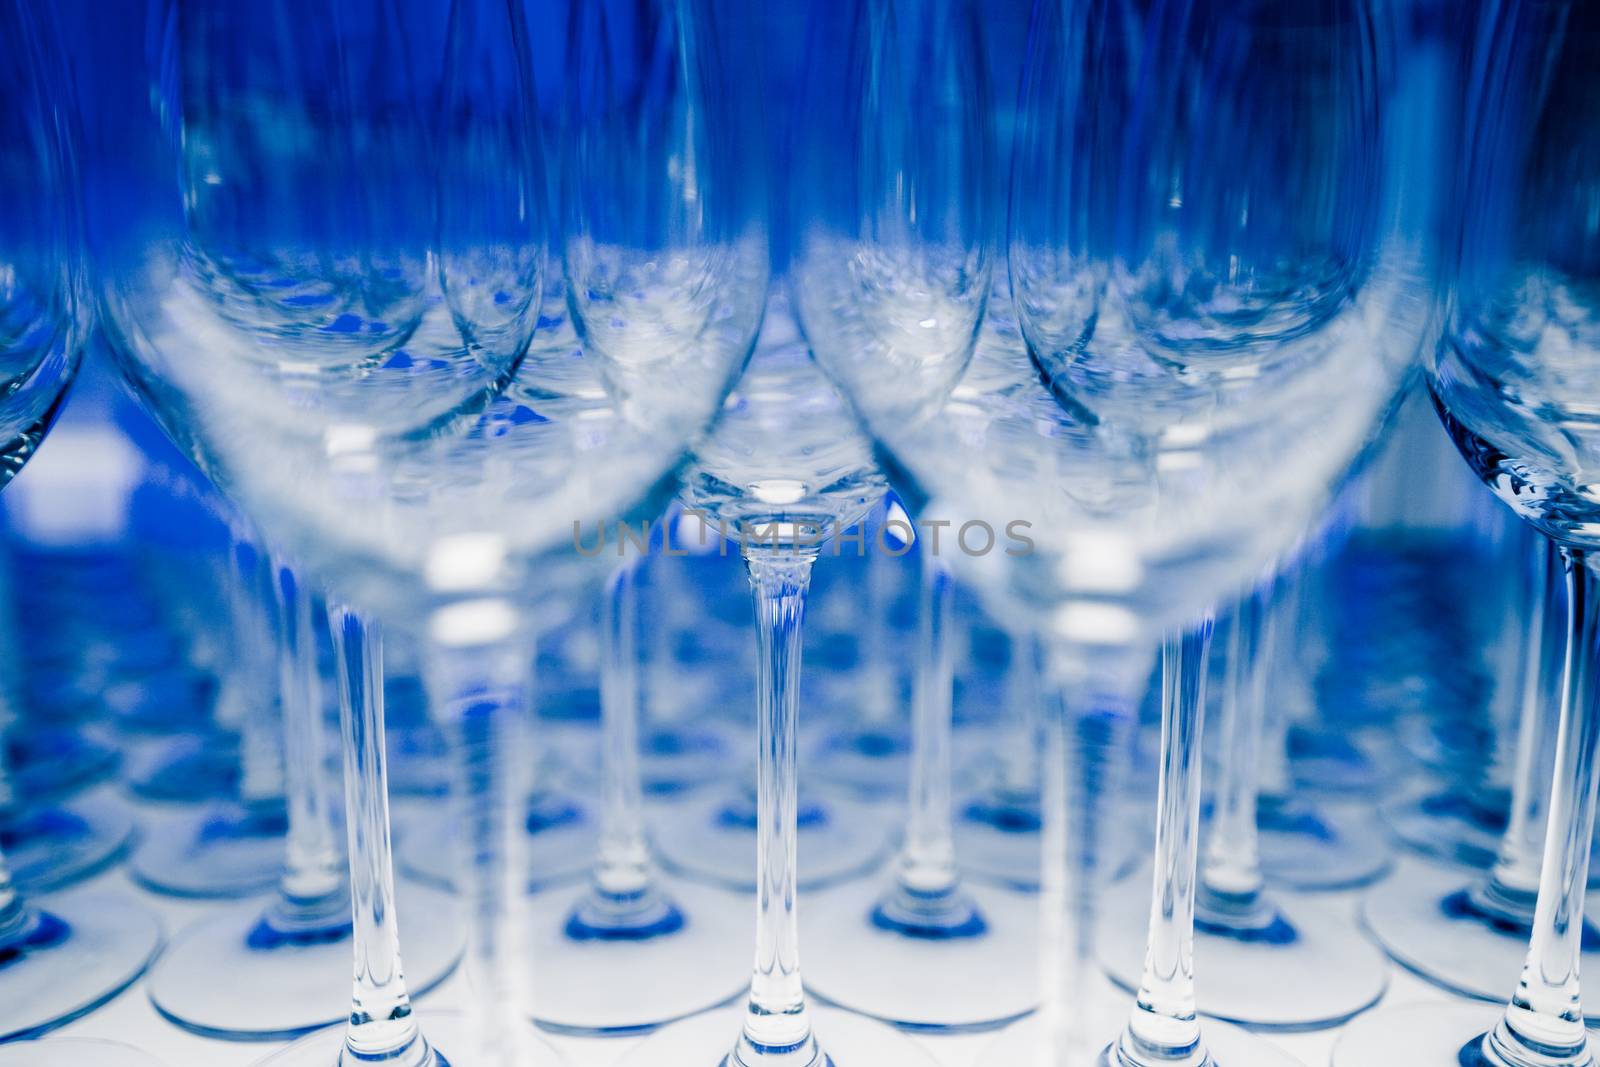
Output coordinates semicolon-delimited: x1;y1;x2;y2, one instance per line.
51;789;1479;1067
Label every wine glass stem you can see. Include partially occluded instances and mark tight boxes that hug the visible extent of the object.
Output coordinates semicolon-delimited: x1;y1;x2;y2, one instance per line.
859;515;897;728
997;627;1041;796
1122;621;1214;1066
1200;589;1270;917
896;553;962;901
1485;548;1600;1067
270;557;346;925
735;551;821;1067
1037;668;1135;1067
230;533;286;807
1255;574;1302;801
1486;540;1567;904
591;559;655;904
328;606;429;1066
0;842;28;944
425;600;534;1067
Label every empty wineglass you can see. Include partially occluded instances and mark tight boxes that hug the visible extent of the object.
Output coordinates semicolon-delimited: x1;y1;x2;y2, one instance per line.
0;0;164;1053
808;0;1423;1062
612;289;952;1067
1334;3;1600;1063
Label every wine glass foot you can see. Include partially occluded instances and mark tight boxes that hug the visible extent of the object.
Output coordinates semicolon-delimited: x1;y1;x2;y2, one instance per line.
640;725;734;798
122;732;239;804
1101;877;1387;1028
147;881;462;1039
0;1038;167;1065
977;1010;1303;1066
612;1006;942;1067
2;790;135;894
9;726;121;804
803;880;1037;1030
396;799;595;893
1330;1002;1505;1067
1284;725;1396;799
808;726;912;800
954;793;1144;892
256;1011;566;1066
1362;861;1600;1016
522;878;748;1034
652;791;893;893
1383;781;1505;871
129;802;286;898
0;888;160;1041
1257;799;1392;891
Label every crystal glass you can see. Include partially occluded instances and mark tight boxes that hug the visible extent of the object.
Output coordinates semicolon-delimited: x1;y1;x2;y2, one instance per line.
800;0;1423;1062
614;288;944;1066
93;0;759;1062
0;0;164;1046
1335;3;1600;1064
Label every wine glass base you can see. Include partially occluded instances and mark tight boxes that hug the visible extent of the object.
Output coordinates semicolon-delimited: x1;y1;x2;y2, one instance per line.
1258;801;1392;891
129;804;285;898
255;1011;566;1066
611;1005;942;1066
1285;725;1397;799
123;733;239;804
640;725;735;798
396;804;595;893
1101;876;1387;1028
1383;782;1504;871
803;880;1037;1030
522;878;749;1033
10;726;121;804
953;801;1144;892
0;888;161;1041
652;792;894;893
977;1010;1304;1066
1361;861;1600;1016
4;791;136;894
0;1038;167;1065
808;727;912;800
147;880;462;1039
1330;1002;1504;1067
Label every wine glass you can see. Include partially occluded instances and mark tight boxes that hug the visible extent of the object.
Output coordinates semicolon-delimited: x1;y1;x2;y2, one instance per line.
0;0;165;1054
1334;2;1600;1063
804;0;1423;1061
1360;535;1600;1013
96;0;764;1063
1100;569;1390;1030
612;289;952;1066
768;0;1040;1033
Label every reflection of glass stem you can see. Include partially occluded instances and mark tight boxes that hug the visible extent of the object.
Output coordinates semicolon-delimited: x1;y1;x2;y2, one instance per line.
1479;550;1600;1067
327;606;432;1067
877;553;982;936
569;561;681;938
266;558;347;935
1116;620;1214;1067
425;601;534;1067
732;552;821;1067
